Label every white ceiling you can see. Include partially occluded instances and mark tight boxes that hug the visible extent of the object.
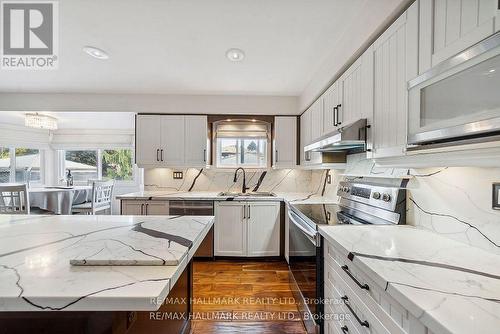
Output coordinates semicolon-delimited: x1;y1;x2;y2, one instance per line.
0;0;402;97
0;111;135;129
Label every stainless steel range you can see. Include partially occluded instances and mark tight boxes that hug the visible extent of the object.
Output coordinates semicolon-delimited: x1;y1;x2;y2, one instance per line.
287;180;406;334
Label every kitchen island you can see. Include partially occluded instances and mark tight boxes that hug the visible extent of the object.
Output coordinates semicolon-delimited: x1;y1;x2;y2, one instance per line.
0;214;214;333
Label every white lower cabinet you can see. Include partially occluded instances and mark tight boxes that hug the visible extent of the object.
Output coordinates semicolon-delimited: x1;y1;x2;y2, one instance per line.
323;240;428;334
215;201;280;257
120;199;169;215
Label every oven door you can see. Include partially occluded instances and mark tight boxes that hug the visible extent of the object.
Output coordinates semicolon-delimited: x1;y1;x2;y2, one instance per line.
288;209;323;334
408;32;500;146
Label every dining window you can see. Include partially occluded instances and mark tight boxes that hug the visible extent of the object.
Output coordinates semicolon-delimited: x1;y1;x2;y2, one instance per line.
0;146;43;184
62;149;134;183
214;121;270;168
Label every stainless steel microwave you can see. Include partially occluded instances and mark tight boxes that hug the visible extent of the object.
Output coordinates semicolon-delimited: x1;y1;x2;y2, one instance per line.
408;32;500;147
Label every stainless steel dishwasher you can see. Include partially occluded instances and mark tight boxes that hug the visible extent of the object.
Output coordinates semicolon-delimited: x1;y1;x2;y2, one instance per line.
169;200;214;258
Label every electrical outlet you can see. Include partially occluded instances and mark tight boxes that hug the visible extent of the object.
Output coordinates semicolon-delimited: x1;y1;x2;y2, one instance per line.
173;171;183;180
493;183;500;210
327;174;332;184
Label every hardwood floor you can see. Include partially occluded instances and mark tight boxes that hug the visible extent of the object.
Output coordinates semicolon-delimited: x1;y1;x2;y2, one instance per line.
190;260;307;334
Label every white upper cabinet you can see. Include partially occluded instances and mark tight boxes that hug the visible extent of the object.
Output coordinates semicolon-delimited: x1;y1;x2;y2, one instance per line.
274;116;297;168
419;0;499;74
136;114;208;167
369;1;419;159
161;115;185;166
300;108;311;165
310;98;323;141
322;81;341;135
184;115;208;166
339;48;374;128
136;115;162;165
300;104;322;166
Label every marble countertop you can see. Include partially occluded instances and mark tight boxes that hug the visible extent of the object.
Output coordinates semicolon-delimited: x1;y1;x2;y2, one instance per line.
319;225;500;334
0;214;214;312
116;190;337;205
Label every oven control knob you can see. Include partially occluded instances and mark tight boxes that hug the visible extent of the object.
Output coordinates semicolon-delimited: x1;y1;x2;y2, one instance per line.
372;192;381;200
382;193;391;202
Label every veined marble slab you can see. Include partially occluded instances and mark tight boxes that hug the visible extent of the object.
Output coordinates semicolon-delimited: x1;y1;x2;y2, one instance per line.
0;215;214;311
319;225;500;334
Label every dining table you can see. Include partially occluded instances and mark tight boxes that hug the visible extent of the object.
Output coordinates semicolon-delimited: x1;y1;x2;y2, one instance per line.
29;186;93;215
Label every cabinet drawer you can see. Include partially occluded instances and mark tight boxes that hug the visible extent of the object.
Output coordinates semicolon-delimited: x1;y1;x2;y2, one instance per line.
325;285;362;334
325;261;389;334
324;243;427;334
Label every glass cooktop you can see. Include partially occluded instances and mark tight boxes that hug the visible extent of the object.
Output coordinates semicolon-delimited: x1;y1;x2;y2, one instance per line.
290;203;341;226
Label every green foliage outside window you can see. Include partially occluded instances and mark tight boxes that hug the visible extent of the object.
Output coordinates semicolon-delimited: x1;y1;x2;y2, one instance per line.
102;149;133;180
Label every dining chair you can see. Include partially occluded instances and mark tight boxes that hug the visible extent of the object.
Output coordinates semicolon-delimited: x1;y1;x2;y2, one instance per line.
0;184;30;214
72;180;115;215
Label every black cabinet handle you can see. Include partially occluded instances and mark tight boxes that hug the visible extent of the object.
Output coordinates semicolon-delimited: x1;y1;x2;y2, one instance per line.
341;265;369;290
336;104;342;126
341;325;349;333
160;149;164;161
156;149;160;162
140;204;144;215
333;106;338;126
341;295;369;328
203;149;206;162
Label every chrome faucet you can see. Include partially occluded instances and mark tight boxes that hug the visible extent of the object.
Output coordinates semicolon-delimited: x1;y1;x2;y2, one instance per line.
233;167;250;194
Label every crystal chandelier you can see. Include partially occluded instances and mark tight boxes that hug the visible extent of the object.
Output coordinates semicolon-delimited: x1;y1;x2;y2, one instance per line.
25;113;58;130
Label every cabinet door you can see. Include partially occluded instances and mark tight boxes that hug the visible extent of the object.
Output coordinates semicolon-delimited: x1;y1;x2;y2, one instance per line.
340;55;365;127
322;82;340;135
247;202;280;257
310;99;323;141
300;109;311;165
370;2;418;159
419;0;498;73
184;115;208;166
214;202;246;256
121;200;145;215
144;201;169;215
300;108;322;166
274;116;297;168
161;115;185;166
136;115;162;166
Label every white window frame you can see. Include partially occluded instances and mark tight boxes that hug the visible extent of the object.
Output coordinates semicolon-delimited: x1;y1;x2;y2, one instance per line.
0;146;45;185
215;137;268;169
59;148;137;185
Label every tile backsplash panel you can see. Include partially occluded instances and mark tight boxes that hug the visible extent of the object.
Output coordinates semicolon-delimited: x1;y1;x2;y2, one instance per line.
327;154;500;255
144;168;321;194
144;155;500;255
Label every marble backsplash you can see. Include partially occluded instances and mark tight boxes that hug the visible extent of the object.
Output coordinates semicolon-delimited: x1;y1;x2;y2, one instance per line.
143;154;500;255
144;168;323;194
326;154;500;255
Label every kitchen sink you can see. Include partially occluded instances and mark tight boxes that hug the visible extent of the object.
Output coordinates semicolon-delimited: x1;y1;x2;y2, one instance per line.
217;191;276;197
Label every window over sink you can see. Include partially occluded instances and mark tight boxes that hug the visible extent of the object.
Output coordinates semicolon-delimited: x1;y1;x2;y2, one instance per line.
214;121;270;168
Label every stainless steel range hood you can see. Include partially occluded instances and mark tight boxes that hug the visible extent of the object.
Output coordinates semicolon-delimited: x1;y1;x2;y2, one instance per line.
304;118;367;153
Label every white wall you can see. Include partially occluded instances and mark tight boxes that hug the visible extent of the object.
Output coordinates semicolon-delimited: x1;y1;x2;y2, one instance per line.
0;93;299;115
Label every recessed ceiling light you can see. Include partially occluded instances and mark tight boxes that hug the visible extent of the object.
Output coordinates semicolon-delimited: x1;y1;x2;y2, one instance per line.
226;48;245;62
83;46;109;60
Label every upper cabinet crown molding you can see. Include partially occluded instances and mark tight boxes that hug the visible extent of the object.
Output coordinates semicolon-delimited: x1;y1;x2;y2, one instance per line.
135;114;207;168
